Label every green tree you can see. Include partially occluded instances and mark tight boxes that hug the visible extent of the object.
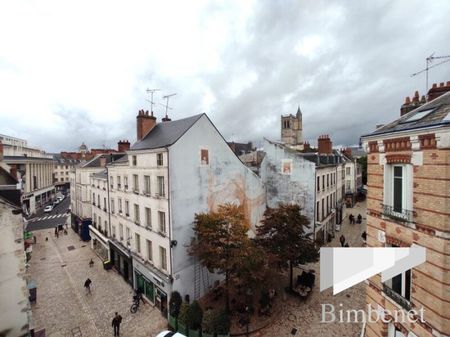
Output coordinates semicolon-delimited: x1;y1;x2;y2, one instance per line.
189;203;250;311
256;203;319;289
169;291;182;318
187;300;203;330
178;302;190;326
358;156;367;185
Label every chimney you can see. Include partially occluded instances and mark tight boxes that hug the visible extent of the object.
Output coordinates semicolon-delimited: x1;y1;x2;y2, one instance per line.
100;157;107;167
317;134;332;155
137;109;157;141
427;81;450;102
303;141;311;151
0;141;3;161
342;147;352;159
118;140;130;152
400;96;413;116
162;115;172;122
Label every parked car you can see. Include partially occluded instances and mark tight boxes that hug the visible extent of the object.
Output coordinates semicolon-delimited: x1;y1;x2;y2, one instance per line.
44;205;53;213
156;331;186;337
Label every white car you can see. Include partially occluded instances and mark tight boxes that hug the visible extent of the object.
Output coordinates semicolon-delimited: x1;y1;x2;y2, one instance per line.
155;331;186;337
44;205;53;213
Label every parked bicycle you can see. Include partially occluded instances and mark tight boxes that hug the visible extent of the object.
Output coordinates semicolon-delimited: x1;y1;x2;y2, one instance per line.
130;293;143;313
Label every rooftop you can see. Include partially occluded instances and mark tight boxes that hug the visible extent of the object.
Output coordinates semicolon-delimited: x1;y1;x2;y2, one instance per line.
131;114;204;151
363;91;450;138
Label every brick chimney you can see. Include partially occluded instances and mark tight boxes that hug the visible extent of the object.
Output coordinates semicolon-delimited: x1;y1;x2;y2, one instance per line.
400;90;426;116
303;141;311;151
342;147;352;159
427;81;450;102
400;96;413;116
137;110;157;141
317;135;332;155
118;140;130;152
0;141;3;161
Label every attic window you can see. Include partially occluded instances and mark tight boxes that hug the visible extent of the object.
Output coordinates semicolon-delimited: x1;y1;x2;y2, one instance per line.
201;149;209;165
400;108;435;123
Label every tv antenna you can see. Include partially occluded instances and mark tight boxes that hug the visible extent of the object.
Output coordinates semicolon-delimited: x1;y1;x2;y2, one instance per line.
146;88;161;114
411;53;450;91
162;93;177;118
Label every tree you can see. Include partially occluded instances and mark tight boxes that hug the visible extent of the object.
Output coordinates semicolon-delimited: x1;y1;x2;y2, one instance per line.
187;300;203;330
256;203;319;289
169;291;182;318
189;203;250;311
178;302;190;326
202;309;230;335
358;156;367;185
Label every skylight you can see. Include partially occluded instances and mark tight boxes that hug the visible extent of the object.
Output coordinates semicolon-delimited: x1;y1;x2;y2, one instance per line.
401;108;434;123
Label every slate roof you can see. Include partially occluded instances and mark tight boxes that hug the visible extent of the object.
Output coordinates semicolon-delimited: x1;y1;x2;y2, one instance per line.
52;154;81;165
130;114;204;151
92;170;107;179
81;153;126;168
363;91;450;137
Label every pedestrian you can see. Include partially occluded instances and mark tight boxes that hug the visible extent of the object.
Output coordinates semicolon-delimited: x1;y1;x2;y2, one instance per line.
84;278;92;295
112;312;123;336
55;227;59;238
357;214;362;224
339;235;345;247
89;259;94;268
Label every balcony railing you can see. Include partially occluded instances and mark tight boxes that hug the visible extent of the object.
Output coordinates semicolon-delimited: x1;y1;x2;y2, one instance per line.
383;284;411;310
381;204;414;223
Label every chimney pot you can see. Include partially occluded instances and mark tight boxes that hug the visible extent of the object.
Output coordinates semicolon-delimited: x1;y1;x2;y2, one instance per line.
405;96;410;104
440;82;445;87
432;83;437;88
136;109;157;141
414;91;419;97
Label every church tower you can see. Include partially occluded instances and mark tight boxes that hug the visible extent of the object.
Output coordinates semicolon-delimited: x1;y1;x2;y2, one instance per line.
281;106;303;146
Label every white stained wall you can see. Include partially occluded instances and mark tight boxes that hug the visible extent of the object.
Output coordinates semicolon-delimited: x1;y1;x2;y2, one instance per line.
73;166;104;219
315;165;338;235
169;115;266;300
91;176;109;233
108;153;171;276
260;139;316;229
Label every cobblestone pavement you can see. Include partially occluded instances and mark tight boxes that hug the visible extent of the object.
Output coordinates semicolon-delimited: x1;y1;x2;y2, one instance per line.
258;200;367;337
29;228;166;337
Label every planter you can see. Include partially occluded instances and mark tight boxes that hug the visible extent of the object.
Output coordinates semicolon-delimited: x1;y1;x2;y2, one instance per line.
178;322;188;336
201;332;214;337
168;315;177;330
189;329;200;337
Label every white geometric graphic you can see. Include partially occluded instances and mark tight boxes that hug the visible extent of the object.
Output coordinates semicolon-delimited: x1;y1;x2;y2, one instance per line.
320;245;426;295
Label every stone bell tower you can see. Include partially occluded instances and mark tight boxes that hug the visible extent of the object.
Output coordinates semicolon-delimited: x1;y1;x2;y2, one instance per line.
281;106;303;146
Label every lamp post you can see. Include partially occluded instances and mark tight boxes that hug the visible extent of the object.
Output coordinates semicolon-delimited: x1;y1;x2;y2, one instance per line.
245;305;250;337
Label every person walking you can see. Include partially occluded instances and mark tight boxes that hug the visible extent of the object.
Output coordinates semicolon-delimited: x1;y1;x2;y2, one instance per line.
112;312;123;336
89;259;94;268
339;235;346;247
84;278;92;295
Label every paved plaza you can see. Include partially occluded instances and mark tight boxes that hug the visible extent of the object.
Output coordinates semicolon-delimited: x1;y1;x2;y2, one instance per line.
29;228;166;337
258;200;367;337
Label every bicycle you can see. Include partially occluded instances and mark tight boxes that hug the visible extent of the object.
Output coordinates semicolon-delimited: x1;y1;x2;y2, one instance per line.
130;294;142;313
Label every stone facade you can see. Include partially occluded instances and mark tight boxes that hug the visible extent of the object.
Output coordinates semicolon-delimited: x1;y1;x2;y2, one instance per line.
281;106;303;146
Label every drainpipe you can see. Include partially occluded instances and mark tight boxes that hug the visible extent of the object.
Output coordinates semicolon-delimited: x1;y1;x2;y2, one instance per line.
313;167;317;241
166;146;174;306
106;160;112;242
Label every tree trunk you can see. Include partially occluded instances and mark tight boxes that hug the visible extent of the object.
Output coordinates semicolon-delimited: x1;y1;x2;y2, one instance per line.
289;260;293;290
225;270;230;312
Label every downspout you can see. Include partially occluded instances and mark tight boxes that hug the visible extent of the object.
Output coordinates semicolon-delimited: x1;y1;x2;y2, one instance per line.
313;166;317;242
106;164;112;239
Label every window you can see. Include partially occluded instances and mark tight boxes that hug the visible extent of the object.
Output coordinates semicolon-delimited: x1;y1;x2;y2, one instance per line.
327;174;329;188
321;199;324;219
134;204;140;224
346;167;351;175
93;193;95;205
119;223;123;240
145;207;151;228
144;175;151;195
160;246;167;271
110;176;114;188
111;198;115;213
157;153;163;166
322;175;325;190
346;181;351;191
118;198;122;213
125;200;129;216
135;233;141;253
384;245;412;308
393;166;403;213
132;155;137;166
133;174;139;192
94;214;97;225
326;195;329;213
103;197;106;210
126;227;130;244
316;201;320;221
117;176;121;188
317;176;320;191
104;221;108;236
157;176;165;197
124;176;128;189
98;195;100;206
112;225;116;238
146;240;153;261
158;211;166;234
201;149;209;165
98;216;102;229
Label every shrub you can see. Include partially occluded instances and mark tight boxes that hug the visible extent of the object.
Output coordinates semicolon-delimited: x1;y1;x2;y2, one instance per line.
169;291;182;318
215;309;230;334
178;302;190;325
202;309;216;334
187;300;203;330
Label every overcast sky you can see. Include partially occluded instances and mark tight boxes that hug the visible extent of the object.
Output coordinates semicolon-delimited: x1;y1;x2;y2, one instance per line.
1;0;450;152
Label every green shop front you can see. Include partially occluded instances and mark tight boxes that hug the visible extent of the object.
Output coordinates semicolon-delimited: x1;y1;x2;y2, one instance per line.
133;256;171;316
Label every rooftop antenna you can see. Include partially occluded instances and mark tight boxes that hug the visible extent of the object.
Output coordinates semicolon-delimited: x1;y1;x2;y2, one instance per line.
411;53;450;92
162;93;177;118
146;88;161;115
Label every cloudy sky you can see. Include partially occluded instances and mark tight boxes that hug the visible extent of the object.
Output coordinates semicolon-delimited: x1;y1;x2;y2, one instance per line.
1;0;450;152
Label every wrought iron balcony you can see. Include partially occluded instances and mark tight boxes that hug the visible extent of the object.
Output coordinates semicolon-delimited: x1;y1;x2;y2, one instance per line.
383;284;411;310
381;204;414;223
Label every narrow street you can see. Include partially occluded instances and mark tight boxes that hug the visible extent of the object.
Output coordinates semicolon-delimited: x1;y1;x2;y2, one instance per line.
29;227;166;337
258;200;367;337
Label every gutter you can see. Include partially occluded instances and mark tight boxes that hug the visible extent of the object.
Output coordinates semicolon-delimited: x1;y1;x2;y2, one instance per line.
166;146;174;286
